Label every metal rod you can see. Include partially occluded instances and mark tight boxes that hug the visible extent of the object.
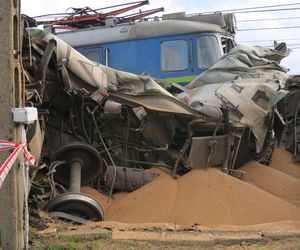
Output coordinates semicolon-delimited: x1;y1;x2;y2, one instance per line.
105;49;109;66
69;161;82;193
21;127;29;250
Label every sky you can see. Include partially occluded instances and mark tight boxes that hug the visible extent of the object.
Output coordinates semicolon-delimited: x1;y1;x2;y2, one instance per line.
21;0;300;74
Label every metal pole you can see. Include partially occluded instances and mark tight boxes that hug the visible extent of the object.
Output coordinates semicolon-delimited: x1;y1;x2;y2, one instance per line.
21;127;29;249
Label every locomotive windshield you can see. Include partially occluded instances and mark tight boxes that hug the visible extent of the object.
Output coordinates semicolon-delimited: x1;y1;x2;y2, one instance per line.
197;35;222;69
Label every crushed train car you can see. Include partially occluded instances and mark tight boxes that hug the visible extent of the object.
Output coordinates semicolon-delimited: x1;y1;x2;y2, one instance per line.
22;18;290;223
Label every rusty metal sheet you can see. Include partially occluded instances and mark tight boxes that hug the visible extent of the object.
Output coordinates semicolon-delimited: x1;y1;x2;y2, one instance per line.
188;135;228;168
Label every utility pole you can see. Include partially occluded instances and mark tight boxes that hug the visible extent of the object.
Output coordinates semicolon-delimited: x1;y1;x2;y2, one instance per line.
0;0;24;249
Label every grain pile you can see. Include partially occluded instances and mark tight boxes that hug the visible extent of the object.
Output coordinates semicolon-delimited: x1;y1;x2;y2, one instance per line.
106;168;177;224
81;186;128;212
270;148;300;179
81;186;111;212
241;161;300;203
105;168;300;227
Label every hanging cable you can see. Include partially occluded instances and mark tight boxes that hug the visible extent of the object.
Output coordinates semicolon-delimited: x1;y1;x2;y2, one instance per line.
89;104;117;201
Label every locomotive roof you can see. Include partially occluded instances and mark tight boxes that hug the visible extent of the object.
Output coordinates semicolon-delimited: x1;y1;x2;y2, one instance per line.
57;19;224;47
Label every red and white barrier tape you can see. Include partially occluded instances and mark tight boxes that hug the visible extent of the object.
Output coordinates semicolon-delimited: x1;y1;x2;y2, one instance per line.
0;140;35;189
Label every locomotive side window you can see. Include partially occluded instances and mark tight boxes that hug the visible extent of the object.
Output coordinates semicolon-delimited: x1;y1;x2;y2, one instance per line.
84;50;101;64
197;36;222;69
161;40;188;72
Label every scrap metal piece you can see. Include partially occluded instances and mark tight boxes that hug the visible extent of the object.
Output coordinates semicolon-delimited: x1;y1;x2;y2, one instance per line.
229;127;251;170
188;135;228;168
104;165;158;192
215;82;287;153
27;120;44;165
49;212;90;225
47;192;104;221
273;109;286;144
278;75;300;159
172;138;191;177
215;83;287;127
132;106;147;120
103;100;122;114
34;39;56;98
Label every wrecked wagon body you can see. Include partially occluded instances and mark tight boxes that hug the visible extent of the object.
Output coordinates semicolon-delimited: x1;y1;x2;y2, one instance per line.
23;24;289;222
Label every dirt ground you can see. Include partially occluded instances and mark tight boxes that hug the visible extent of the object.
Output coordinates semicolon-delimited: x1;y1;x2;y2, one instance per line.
32;233;300;250
30;219;300;249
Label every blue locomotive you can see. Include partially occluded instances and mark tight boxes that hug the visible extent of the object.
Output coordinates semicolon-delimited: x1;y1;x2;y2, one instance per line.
56;10;236;85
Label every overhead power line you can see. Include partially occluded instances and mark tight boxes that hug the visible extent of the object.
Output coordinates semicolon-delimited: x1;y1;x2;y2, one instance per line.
233;44;300;51
237;16;300;22
234;7;300;14
238;38;300;43
239;42;300;49
238;25;300;31
200;2;300;14
263;43;300;46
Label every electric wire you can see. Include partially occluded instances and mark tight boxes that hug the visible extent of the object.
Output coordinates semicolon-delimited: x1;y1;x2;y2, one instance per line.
238;25;300;31
236;42;300;47
238;38;300;43
200;2;300;14
33;2;300;19
233;7;300;14
90;104;117;201
238;16;300;22
93;1;149;12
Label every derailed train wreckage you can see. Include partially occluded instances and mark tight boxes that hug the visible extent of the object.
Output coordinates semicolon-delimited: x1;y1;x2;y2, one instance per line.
21;18;294;223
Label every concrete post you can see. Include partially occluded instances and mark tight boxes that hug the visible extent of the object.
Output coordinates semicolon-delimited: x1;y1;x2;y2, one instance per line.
0;0;24;249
